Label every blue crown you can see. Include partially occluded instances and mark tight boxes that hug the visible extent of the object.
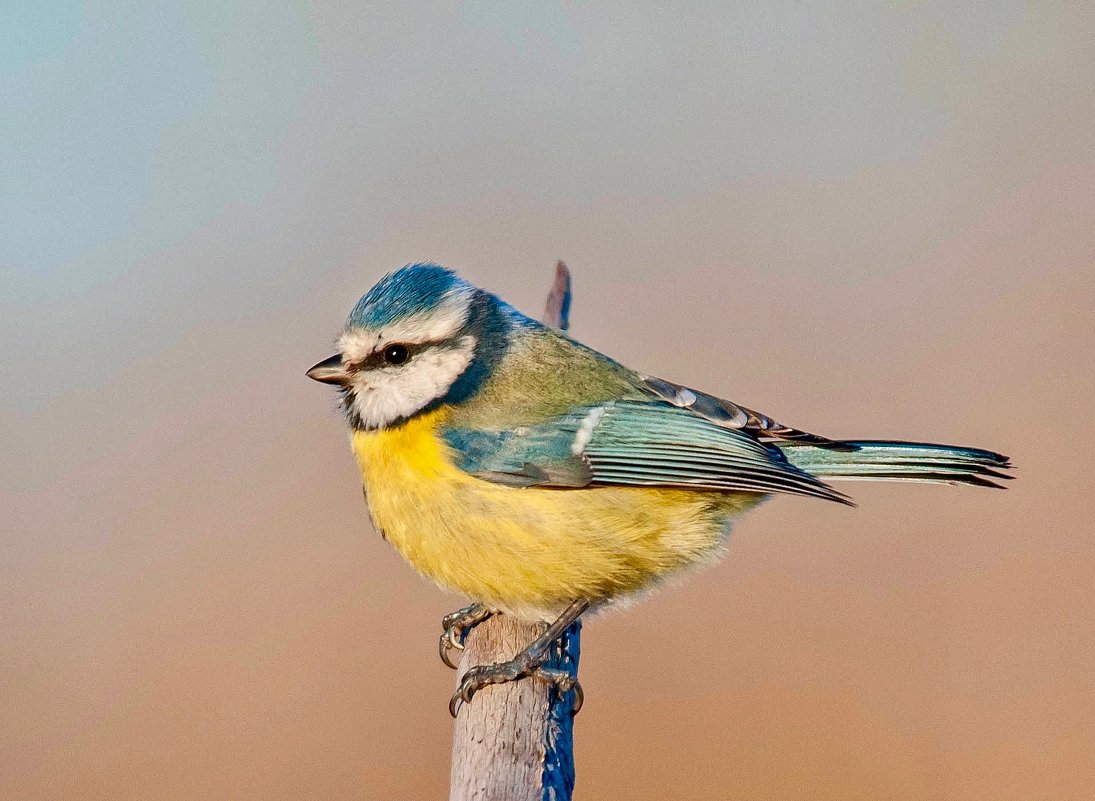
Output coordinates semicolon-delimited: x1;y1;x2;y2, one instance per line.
346;263;472;328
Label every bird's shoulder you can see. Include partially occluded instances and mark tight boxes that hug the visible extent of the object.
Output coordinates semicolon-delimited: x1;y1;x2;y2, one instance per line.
444;325;644;430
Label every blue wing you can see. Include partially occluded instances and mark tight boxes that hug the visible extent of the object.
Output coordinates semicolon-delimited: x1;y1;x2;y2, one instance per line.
441;398;852;504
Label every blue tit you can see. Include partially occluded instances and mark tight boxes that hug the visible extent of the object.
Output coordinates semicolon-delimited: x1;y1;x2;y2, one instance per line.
307;263;1011;710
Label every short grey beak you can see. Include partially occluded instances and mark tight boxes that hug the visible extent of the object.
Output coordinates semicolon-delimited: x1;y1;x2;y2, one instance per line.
306;354;348;386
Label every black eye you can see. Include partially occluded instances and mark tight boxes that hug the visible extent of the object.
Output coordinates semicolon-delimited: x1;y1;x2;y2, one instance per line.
383;344;410;365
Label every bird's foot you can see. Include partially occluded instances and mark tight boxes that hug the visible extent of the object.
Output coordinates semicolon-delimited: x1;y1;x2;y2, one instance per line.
448;598;590;718
438;603;494;669
449;654;583;718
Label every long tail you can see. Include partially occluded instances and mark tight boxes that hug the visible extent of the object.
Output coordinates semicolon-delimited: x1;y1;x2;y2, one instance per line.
779;440;1014;490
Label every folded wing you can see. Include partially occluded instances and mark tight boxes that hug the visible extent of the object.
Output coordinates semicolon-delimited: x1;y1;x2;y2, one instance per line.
442;398;852;505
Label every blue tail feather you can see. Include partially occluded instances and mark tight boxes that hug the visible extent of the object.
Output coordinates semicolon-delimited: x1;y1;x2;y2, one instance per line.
778;440;1013;490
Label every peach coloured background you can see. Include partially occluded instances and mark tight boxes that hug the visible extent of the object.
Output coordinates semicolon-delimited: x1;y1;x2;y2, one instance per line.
3;4;1093;799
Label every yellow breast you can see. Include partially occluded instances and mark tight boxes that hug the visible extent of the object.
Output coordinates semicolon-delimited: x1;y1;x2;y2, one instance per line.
351;408;762;618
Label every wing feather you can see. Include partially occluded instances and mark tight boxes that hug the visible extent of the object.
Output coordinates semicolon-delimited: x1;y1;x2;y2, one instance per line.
442;398;852;505
639;375;856;450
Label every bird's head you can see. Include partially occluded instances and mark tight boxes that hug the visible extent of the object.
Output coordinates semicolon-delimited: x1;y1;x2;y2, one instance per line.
307;264;517;429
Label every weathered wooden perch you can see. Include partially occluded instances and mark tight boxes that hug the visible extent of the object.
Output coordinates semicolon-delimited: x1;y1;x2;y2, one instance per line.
449;615;582;801
448;262;583;801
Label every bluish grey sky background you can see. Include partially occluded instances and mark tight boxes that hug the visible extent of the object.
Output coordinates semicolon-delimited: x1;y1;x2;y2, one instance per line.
3;3;1093;800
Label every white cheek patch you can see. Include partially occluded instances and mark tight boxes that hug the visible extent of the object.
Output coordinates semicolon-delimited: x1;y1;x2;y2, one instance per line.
338;295;471;364
348;335;477;428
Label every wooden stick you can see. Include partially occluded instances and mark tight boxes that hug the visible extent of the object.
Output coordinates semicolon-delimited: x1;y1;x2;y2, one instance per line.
448;262;582;801
449;615;581;801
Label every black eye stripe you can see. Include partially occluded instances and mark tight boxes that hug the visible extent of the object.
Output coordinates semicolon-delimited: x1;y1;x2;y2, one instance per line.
359;341;433;369
354;336;464;370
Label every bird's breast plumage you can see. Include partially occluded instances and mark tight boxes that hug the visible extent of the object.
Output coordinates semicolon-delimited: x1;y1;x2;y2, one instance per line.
351;407;763;620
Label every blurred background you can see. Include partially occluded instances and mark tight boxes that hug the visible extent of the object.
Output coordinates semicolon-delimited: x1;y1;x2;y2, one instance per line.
3;2;1093;799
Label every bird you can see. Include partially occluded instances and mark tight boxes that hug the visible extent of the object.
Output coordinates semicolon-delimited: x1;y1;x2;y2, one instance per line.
307;262;1012;715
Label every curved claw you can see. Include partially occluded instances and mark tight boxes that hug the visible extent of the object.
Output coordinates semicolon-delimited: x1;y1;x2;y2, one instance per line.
449;661;515;717
570;679;584;715
439;627;465;670
448;681;481;718
438;603;493;670
439;632;462;670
